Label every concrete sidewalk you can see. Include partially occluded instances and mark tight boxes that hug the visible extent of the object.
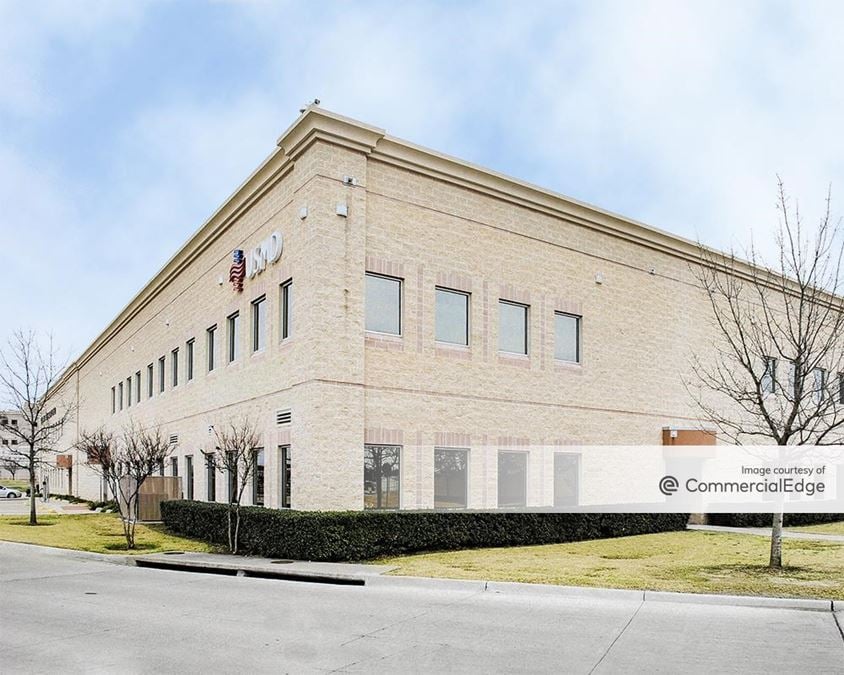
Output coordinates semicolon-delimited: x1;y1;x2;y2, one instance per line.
130;548;844;612
690;524;844;543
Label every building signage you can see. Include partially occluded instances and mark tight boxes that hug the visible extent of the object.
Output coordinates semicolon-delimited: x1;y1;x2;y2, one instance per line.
229;231;283;292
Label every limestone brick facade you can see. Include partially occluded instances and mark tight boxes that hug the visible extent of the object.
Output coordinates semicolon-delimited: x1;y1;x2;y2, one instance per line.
51;107;732;510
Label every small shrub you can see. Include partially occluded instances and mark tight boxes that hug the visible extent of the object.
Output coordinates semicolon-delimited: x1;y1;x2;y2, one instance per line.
161;501;689;562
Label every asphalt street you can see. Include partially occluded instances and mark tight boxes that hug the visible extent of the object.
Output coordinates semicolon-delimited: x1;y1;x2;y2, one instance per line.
1;542;842;674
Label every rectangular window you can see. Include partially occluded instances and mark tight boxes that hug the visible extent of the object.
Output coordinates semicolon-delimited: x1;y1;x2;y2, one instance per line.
813;368;826;403
118;382;124;411
554;453;580;507
434;448;468;509
207;325;217;372
158;356;165;393
554;312;581;363
126;377;132;408
762;357;777;394
252;295;266;352
158;460;165;477
135;371;141;403
364;444;400;510
435;288;469;346
839;373;844;405
226;451;237;503
498;451;527;508
186;455;194;500
171;348;179;387
365;273;402;335
253;448;265;506
170;457;178;477
280;279;292;340
279;445;291;508
147;363;154;398
111;387;116;414
186;339;195;381
206;456;216;502
227;312;240;363
499;300;529;355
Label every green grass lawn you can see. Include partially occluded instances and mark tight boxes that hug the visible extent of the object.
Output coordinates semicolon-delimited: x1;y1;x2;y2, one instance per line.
0;513;217;555
789;521;844;536
378;530;844;599
0;478;30;491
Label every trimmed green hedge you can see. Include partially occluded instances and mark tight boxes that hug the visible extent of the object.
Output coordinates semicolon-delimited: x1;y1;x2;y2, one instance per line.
708;513;844;528
160;500;689;561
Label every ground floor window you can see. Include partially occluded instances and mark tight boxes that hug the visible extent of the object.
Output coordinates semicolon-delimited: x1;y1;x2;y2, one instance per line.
497;451;527;508
186;455;194;500
226;451;237;503
170;457;178;477
554;453;580;507
434;447;468;509
279;445;291;508
253;448;265;507
206;456;216;502
364;444;400;509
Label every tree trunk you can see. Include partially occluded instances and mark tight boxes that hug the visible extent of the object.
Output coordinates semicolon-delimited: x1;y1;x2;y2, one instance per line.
233;504;241;555
226;505;233;553
769;510;784;569
28;454;37;526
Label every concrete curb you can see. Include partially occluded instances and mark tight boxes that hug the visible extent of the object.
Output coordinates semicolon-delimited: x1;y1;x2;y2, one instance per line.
133;555;366;585
371;573;841;612
0;539;135;566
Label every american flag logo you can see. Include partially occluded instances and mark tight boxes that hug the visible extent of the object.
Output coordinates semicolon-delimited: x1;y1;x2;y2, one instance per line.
229;249;246;292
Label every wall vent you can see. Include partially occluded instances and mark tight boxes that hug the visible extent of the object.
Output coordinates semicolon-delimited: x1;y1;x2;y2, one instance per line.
276;409;292;426
169;434;179;446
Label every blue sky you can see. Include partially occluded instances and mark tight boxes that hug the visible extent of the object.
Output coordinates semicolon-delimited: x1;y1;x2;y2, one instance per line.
2;1;844;357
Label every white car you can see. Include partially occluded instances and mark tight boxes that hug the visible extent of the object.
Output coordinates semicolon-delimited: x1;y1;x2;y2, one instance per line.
0;485;22;499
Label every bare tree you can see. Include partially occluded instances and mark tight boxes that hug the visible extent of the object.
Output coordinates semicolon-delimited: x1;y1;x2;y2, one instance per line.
690;179;844;568
202;418;260;553
2;458;21;481
78;423;173;549
0;330;75;525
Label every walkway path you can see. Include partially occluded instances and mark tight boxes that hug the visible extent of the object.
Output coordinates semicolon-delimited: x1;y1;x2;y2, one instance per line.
689;524;844;543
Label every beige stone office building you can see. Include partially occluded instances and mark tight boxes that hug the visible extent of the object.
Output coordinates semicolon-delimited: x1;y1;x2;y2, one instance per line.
52;106;725;511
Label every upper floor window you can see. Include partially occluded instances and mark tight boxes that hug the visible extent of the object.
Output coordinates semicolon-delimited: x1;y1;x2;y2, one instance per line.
499;300;528;355
227;312;240;362
126;377;132;407
135;371;141;403
186;339;195;381
435;288;469;346
207;325;217;372
171;348;179;387
365;273;402;335
147;363;154;398
118;381;124;410
252;295;266;352
280;279;293;340
554;313;581;363
761;357;777;394
158;356;165;393
111;386;116;414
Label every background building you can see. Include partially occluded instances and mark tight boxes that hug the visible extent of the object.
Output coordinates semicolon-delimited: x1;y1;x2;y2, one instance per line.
51;106;728;510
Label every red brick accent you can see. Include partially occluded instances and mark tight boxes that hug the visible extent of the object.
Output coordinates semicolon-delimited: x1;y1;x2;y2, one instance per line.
364;428;404;445
365;256;405;279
